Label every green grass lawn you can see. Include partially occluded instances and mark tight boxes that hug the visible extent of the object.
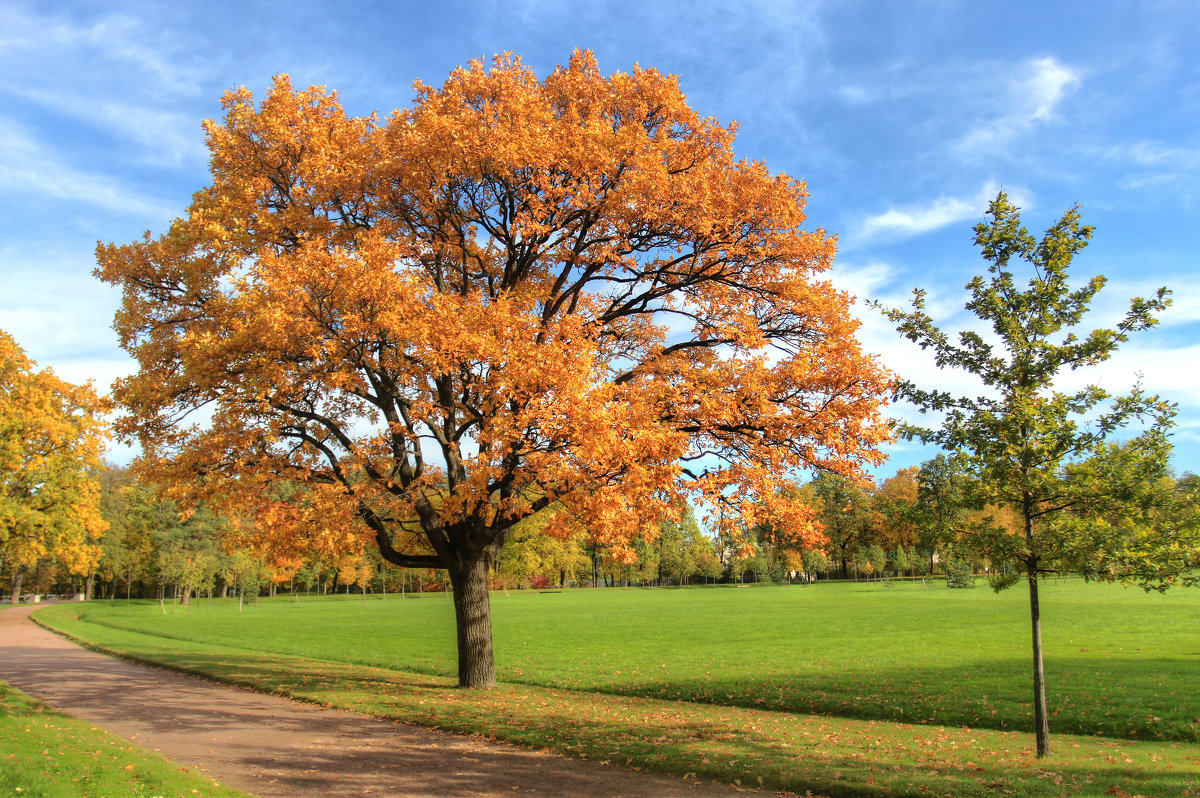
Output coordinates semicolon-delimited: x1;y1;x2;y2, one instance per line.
34;578;1200;797
0;677;247;798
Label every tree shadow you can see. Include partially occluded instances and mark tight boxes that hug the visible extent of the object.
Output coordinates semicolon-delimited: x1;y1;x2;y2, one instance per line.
85;649;1198;798
519;654;1200;745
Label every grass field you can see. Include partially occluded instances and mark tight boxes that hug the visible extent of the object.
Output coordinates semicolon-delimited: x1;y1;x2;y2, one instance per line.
0;677;247;797
34;579;1200;797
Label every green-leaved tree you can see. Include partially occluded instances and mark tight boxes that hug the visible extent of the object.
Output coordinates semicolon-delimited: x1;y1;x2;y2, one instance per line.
878;193;1176;758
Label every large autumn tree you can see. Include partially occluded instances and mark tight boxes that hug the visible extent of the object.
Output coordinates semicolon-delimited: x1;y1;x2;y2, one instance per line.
97;52;890;687
1;330;107;604
879;193;1176;757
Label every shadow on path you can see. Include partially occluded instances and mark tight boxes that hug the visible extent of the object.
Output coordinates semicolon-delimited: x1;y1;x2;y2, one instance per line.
0;604;757;798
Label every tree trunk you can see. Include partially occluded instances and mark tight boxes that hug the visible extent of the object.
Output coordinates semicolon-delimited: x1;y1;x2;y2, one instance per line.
1027;566;1051;757
85;573;96;600
9;563;28;605
450;555;496;689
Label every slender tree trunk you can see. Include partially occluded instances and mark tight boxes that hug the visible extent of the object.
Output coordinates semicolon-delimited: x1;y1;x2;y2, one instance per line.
9;563;28;605
1027;564;1051;757
450;555;496;688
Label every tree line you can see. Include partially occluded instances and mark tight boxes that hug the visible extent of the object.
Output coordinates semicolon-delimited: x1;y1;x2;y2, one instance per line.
8;454;1194;607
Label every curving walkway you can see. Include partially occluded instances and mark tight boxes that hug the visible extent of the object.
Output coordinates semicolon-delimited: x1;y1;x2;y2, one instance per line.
0;604;763;797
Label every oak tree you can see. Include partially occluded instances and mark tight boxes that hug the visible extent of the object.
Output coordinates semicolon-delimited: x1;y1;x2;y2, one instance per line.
879;193;1175;757
97;52;890;687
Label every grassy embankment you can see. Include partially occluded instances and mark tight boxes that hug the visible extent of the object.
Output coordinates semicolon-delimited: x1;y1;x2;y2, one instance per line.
0;677;248;798
35;579;1200;797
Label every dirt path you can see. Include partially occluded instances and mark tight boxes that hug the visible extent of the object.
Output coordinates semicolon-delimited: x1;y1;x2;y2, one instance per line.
1;604;766;797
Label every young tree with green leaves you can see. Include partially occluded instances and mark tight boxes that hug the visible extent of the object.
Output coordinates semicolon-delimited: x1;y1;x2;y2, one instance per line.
1059;447;1200;587
878;193;1176;758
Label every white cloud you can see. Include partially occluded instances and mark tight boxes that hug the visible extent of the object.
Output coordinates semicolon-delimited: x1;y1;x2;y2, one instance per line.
9;88;207;168
853;182;1030;243
858;192;983;240
1118;141;1200;169
954;57;1081;159
0;7;205;97
0;120;174;217
1025;57;1079;122
828;260;894;303
0;6;209;169
1103;141;1200;196
1085;277;1200;329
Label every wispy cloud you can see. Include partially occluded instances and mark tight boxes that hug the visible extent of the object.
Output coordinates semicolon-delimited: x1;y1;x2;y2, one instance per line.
9;88;208;168
853;182;1029;243
0;120;174;217
1024;57;1079;121
828;260;895;303
0;6;208;168
0;7;205;97
1102;140;1200;196
954;57;1081;159
1117;141;1200;169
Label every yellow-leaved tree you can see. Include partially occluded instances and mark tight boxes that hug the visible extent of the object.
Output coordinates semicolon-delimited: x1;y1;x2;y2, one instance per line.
1;330;107;603
96;52;890;687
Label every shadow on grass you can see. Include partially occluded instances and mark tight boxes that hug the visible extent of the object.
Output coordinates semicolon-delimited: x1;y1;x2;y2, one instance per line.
504;654;1200;746
36;628;1200;798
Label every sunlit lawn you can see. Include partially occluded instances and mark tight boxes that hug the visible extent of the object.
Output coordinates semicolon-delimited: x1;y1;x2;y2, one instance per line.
36;578;1200;797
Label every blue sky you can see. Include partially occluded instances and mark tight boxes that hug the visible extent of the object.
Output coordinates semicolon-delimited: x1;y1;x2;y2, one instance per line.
1;0;1197;479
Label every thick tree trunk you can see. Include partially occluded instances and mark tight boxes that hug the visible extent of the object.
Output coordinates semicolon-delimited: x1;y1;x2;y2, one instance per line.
9;563;28;605
365;511;499;689
450;555;496;689
85;573;96;600
1027;567;1051;757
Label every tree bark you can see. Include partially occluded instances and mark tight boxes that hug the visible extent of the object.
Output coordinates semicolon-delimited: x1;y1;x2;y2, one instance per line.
449;555;497;689
1027;566;1051;757
9;563;28;605
367;514;500;689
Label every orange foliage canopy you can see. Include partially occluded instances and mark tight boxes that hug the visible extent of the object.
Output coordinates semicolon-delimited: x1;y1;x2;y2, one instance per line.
97;51;888;603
